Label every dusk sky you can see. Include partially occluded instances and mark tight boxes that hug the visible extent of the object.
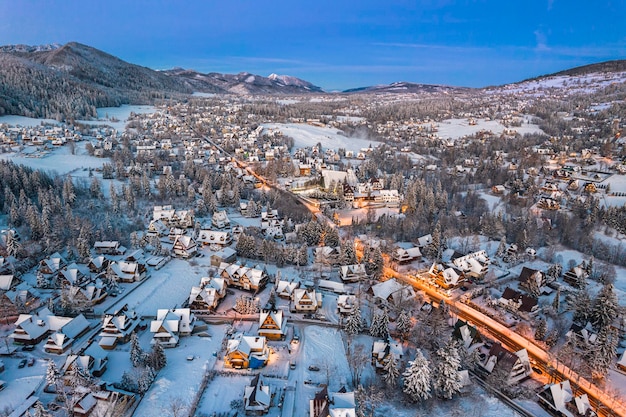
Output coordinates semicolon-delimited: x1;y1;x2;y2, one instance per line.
0;0;624;91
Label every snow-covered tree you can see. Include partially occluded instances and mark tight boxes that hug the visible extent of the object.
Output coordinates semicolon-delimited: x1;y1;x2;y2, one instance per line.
535;319;547;341
364;247;384;279
344;305;363;336
432;340;462;399
552;288;561;313
591;283;618;330
147;341;167;371
339;240;357;265
396;310;412;338
130;332;143;367
572;288;592;324
383;353;400;388
588;325;619;379
496;236;507;258
46;360;60;388
402;350;432;402
138;366;155;394
369;309;389;339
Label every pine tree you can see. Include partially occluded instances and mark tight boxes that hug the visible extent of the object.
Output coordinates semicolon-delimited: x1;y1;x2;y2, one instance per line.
552;289;561;313
402;350;432;402
339;240;357;265
396;310;412;338
432;340;462;399
572;288;592;324
588;325;618;379
344;305;363;336
535;319;547;341
45;359;60;388
130;332;143;367
148;342;167;371
369;309;389;339
365;247;384;279
33;401;49;417
383;353;400;388
591;283;618;330
496;236;507;258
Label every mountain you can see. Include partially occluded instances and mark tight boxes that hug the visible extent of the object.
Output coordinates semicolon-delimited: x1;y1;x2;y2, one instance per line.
0;42;324;119
527;60;626;80
164;68;324;95
343;81;470;94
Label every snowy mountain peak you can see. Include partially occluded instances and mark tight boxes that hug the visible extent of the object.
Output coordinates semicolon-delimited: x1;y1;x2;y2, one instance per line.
0;43;62;53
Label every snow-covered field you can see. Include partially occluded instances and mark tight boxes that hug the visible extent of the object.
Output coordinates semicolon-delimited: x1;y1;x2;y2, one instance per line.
262;123;377;153
0;141;105;175
0;355;46;412
76;105;156;132
436;117;544;140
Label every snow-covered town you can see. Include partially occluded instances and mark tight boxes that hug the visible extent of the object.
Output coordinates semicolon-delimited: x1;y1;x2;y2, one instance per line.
0;63;626;417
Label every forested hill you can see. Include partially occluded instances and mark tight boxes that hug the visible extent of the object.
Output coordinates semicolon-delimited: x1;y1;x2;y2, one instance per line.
0;42;192;120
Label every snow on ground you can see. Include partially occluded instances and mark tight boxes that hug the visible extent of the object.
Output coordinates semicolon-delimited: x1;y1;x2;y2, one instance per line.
75;105;156;132
0;141;105;175
196;374;252;415
262;123;377;153
601;173;626;207
0;356;46;411
0;115;60;127
108;258;208;317
479;191;506;213
134;327;226;417
436;117;544;140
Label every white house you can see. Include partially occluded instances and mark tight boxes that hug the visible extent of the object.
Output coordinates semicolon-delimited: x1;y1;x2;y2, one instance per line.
150;308;196;348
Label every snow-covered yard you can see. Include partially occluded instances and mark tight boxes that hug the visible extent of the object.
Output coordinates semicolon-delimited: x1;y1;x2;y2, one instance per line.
262;122;378;153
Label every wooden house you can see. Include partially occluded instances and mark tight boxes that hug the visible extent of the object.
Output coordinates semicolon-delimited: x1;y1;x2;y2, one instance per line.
480;343;531;384
225;333;269;369
98;305;139;350
172;235;198;258
339;264;366;282
218;262;268;292
291;288;321;312
150;308;196;348
371;338;403;370
244;375;271;415
258;309;287;341
188;278;227;310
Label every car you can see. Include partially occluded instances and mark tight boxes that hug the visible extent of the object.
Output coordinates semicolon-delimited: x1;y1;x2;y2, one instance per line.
532;367;543;375
460;286;468;291
290;361;296;370
18;359;27;368
0;380;6;392
21;345;35;352
27;357;35;367
308;365;320;372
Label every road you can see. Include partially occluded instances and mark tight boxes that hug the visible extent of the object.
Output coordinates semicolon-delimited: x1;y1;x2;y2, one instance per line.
390;267;626;417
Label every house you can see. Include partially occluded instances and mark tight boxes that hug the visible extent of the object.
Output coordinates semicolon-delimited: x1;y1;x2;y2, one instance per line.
37;252;67;282
197;229;233;247
87;255;110;274
480;343;531;384
58;263;89;287
188;278;227;310
370;278;416;306
73;391;97;417
391;245;422;265
518;267;547;292
94;241;125;255
153;205;195;228
225;333;269;369
337;295;357;314
244;374;271;415
43;314;90;354
106;261;147;283
65;284;108;306
563;265;588;288
565;322;598;345
212;210;231;229
429;263;463;289
371;338;403;370
0;274;17;291
451;250;490;278
416;234;433;248
62;345;109;379
452;319;482;349
310;386;357;417
275;279;299;299
8;308;89;346
147;219;169;237
617;351;626;374
150;308;196;348
210;247;237;267
172;235;198;258
339;264;366;282
98;304;140;350
314;246;340;265
258;309;287;340
3;282;41;316
498;287;539;315
292;288;321;312
218;262;268;292
537;380;597;417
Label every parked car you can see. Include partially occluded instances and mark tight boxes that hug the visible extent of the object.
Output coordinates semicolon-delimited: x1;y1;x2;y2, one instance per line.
27;357;35;367
18;359;27;368
308;365;320;372
290;360;296;370
21;345;35;352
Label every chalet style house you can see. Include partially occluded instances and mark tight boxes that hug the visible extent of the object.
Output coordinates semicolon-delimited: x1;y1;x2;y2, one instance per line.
498;287;539;317
218;262;268;292
480;343;531;384
188;277;227;310
291;288;321;312
371;338;403;370
98;304;140;350
243;375;271;414
339;264;366;282
149;308;196;348
225;333;269;369
258;309;287;340
172;235;198;258
310;386;357;417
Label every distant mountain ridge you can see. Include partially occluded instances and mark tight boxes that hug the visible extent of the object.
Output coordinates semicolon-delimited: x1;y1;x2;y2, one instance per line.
0;42;323;119
0;41;624;119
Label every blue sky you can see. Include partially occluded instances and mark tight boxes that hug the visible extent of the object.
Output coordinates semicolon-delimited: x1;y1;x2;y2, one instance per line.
0;0;624;90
